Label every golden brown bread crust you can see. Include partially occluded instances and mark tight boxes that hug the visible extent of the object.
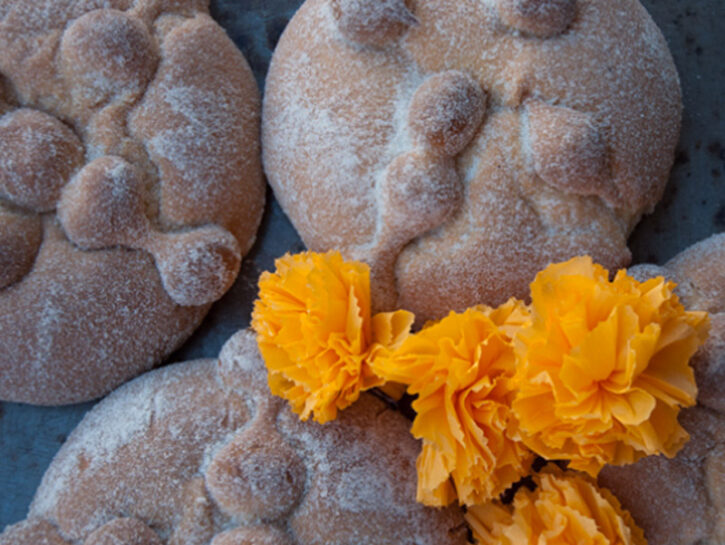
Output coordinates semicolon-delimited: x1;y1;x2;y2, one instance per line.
0;331;468;545
598;234;725;545
0;0;265;404
262;0;681;322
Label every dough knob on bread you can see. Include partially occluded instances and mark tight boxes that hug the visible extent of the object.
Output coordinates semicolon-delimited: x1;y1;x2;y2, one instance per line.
381;151;462;238
60;9;158;107
83;518;162;545
527;100;616;205
330;0;417;47
0;108;84;212
0;211;42;289
408;71;487;157
150;226;241;307
210;527;294;545
205;426;306;522
58;156;150;249
494;0;577;38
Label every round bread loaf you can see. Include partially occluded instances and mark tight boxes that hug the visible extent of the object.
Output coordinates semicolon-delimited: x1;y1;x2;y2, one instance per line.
0;0;265;404
0;330;468;545
598;234;725;545
262;0;682;322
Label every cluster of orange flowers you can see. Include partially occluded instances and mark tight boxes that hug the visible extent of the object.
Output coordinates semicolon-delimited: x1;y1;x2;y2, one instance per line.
251;251;709;545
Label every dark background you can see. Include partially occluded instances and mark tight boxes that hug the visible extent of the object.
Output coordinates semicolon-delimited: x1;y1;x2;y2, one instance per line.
1;0;723;530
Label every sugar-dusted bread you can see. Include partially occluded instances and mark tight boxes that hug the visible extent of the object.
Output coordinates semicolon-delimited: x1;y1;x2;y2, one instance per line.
0;0;265;404
0;330;468;545
598;234;725;545
263;0;681;322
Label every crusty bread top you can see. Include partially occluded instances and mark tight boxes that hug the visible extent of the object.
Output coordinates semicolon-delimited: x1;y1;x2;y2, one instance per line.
263;0;681;322
0;331;468;545
599;233;725;545
0;0;264;404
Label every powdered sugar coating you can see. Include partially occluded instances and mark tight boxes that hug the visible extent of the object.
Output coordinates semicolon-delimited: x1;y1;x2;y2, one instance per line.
84;518;163;545
599;233;725;545
0;0;264;404
263;0;681;321
0;331;468;545
212;527;294;545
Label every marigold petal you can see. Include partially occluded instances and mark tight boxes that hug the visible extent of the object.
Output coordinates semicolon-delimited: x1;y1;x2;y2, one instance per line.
378;381;407;401
416;443;457;506
465;503;513;545
607;388;655;426
371;310;416;350
607;324;659;393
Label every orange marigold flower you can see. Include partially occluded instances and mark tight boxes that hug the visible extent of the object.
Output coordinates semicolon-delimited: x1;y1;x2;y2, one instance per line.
252;251;414;424
466;466;647;545
371;299;535;507
513;256;710;476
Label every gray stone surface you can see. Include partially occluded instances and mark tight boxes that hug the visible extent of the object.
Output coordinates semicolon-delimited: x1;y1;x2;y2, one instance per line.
1;0;723;533
629;0;725;262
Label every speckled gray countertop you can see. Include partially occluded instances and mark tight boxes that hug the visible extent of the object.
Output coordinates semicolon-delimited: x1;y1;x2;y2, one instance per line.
1;0;723;531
